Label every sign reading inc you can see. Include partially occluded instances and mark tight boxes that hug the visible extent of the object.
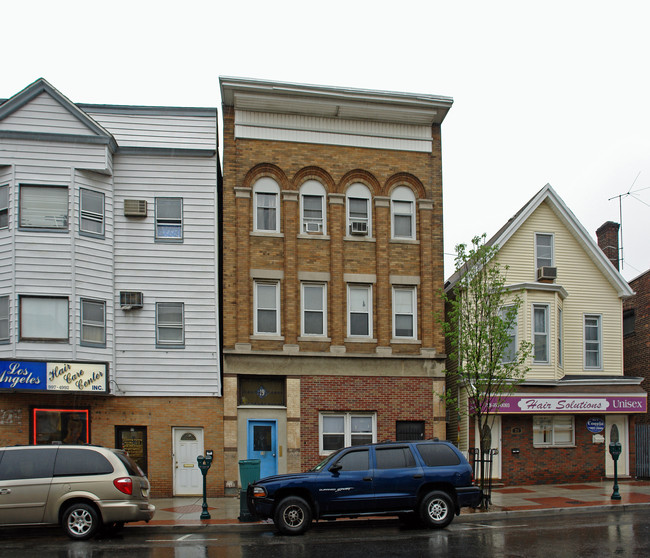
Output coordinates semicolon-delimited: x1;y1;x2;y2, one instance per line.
0;360;107;393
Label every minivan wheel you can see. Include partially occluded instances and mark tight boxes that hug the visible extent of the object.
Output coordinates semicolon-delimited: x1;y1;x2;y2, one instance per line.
62;503;100;540
274;496;312;535
419;491;454;529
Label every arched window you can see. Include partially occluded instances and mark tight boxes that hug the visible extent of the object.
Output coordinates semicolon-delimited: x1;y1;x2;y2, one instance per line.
391;186;416;240
300;180;326;235
346;183;372;237
253;177;281;233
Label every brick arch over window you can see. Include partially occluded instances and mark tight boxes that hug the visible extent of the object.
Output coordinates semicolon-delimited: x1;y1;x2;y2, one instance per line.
337;170;381;196
242;163;290;190
384;173;426;199
292;167;335;193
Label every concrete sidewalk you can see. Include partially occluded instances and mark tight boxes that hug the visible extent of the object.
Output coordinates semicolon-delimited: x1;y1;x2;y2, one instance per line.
140;479;650;528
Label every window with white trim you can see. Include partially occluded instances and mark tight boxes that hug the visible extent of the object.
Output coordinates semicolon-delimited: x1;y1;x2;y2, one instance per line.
20;185;68;229
0;296;9;343
500;305;517;363
391;186;415;239
300;180;326;234
80;299;105;347
393;286;416;339
346;183;371;237
319;412;376;454
253;177;280;233
535;233;554;268
254;281;280;335
558;307;563;367
19;296;68;341
0;185;8;229
80;189;105;237
156;302;184;347
301;283;326;336
533;304;549;363
584;314;602;369
348;285;372;337
533;416;574;447
155;198;183;241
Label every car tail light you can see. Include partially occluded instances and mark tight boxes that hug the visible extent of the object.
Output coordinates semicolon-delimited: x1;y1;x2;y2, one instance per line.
252;486;267;498
114;477;133;495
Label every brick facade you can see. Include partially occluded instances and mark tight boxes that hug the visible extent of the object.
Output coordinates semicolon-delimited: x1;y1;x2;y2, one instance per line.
625;269;650;423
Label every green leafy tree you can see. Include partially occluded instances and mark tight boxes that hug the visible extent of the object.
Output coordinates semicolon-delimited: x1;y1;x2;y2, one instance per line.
442;234;531;505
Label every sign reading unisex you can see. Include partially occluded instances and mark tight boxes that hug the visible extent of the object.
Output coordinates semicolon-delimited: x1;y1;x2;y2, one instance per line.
0;360;107;393
476;394;647;414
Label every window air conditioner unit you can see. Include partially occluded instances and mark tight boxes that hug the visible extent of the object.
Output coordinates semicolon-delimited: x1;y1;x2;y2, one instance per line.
537;266;557;281
350;221;368;235
305;222;321;233
120;291;143;310
124;199;147;217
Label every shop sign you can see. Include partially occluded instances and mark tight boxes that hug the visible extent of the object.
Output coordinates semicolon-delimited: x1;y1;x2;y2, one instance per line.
0;360;107;393
471;394;647;414
586;417;605;433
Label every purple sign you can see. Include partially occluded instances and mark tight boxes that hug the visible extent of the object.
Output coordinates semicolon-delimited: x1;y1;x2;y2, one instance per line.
471;394;647;414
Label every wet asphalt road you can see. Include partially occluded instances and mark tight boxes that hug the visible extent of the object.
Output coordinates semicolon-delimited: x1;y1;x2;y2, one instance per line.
1;509;649;557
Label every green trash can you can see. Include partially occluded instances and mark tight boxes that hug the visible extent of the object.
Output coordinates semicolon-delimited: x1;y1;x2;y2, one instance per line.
238;459;261;522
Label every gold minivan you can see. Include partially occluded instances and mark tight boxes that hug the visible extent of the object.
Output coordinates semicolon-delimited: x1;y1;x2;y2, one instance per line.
0;444;155;539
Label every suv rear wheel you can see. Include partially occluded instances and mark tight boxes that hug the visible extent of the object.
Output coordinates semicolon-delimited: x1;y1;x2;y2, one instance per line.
419;491;454;529
62;503;100;540
274;496;312;535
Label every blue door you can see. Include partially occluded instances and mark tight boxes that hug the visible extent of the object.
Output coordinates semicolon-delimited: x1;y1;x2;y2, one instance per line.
247;420;278;480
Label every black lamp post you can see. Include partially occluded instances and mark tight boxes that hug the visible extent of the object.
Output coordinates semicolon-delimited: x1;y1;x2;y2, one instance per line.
197;450;214;519
608;425;621;501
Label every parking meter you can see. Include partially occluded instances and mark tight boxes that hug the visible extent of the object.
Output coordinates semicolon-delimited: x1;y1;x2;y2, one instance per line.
609;425;621;500
197;450;214;519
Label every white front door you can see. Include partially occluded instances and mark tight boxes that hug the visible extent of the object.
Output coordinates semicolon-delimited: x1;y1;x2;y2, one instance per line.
474;416;502;479
173;427;204;496
605;416;629;477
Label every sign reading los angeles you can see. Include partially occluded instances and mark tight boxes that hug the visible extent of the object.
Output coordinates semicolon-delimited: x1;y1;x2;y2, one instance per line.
0;360;108;393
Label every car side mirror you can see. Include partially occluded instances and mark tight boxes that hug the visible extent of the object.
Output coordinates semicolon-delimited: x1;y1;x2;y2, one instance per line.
329;463;342;474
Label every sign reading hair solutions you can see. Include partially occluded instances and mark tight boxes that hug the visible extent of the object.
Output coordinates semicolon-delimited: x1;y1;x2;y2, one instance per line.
0;360;107;393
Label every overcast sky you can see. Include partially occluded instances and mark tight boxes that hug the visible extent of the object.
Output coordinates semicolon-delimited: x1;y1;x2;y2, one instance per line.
4;0;648;281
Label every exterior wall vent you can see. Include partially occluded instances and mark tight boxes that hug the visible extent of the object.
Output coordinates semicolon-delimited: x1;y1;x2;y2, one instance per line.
124;199;147;217
120;291;143;310
350;220;368;235
537;266;557;282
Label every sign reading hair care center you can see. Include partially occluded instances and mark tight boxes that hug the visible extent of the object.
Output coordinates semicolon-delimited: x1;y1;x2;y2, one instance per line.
0;360;107;393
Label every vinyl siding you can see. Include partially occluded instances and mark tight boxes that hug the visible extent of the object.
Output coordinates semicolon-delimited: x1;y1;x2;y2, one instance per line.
498;201;624;378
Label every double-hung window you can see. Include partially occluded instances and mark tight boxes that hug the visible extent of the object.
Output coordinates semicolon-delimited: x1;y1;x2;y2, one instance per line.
500;305;517;364
20;185;68;230
300;180;326;234
320;412;376;454
391;186;416;239
584;314;602;369
0;296;9;343
533;416;574;447
254;281;280;335
0;185;8;229
346;183;372;236
155;198;183;241
156;302;184;347
19;296;68;341
533;304;549;363
558;307;563;367
535;233;554;268
393;287;416;339
302;283;326;336
80;299;106;347
80;189;105;237
348;285;371;338
253;177;280;233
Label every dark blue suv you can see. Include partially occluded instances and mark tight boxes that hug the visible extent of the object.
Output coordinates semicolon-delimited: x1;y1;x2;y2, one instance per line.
247;440;482;535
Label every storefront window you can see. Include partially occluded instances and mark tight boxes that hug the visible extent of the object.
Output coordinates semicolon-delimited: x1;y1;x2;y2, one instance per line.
32;408;89;445
533;415;574;447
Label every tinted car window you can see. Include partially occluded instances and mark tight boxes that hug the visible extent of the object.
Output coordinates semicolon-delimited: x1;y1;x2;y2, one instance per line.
0;448;56;480
336;449;369;471
376;447;416;469
115;451;144;476
416;444;461;467
54;449;114;476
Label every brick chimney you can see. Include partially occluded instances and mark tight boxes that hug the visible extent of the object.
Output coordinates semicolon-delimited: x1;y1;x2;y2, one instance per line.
596;221;620;270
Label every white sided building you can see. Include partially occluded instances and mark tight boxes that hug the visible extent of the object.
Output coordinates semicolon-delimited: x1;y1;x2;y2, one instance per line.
0;79;222;497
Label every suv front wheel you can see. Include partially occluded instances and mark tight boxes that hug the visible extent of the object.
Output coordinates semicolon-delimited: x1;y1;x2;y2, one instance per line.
419;491;454;529
274;496;312;535
62;502;100;540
